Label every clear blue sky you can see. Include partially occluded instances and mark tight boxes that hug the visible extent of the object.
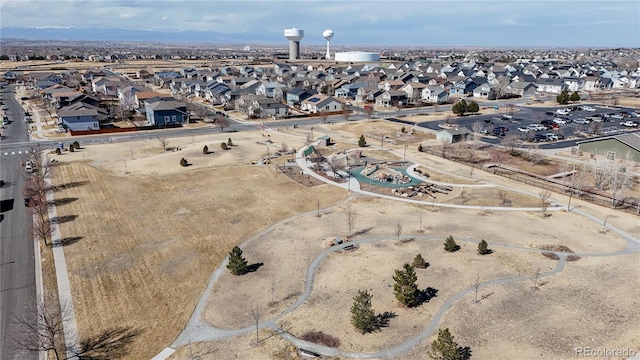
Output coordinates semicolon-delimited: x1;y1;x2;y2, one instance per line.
1;0;639;47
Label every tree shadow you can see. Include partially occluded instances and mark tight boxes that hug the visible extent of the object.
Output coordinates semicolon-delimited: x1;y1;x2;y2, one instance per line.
51;197;78;206
71;326;144;360
459;346;472;360
246;262;264;273
418;287;439;305
352;227;373;237
60;236;83;246
52;181;89;191
480;249;494;255
375;311;397;329
52;214;78;224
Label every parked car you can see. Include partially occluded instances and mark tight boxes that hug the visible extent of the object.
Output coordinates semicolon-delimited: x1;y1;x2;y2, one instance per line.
533;134;548;142
492;129;506;136
544;133;559;141
517;127;531;133
574;118;590;125
25;161;34;173
582;106;596;112
611;114;625;120
501;114;514;120
630;112;639;118
494;126;508;132
545;111;555;116
556;108;570;115
620;121;639;127
484;119;493;124
553;118;568;124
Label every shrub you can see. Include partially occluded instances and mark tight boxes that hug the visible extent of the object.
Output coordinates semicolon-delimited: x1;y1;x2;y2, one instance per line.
358;134;366;147
221;142;229;150
69;145;75;152
179;158;188;167
227;138;233;146
300;331;340;348
55;148;61;155
413;253;429;269
202;145;209;154
72;141;80;149
444;235;459;252
418;143;423;152
478;239;490;255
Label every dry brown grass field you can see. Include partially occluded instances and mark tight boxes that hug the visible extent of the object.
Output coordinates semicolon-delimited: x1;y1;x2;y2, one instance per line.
45;120;640;359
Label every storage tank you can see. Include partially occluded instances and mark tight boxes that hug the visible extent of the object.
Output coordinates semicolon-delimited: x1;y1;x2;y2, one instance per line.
334;51;380;63
284;27;304;60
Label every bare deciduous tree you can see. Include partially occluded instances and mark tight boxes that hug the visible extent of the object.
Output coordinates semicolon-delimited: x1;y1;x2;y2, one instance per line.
539;190;551;214
9;291;69;360
498;190;509;205
394;221;403;241
320;110;329;124
214;114;230;133
502;134;520;155
490;149;509;174
533;268;541;290
363;106;373;120
157;136;169;151
474;275;480;303
250;306;262;344
326;155;346;180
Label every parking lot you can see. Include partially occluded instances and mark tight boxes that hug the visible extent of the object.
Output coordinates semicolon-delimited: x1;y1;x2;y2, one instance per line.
472;103;639;144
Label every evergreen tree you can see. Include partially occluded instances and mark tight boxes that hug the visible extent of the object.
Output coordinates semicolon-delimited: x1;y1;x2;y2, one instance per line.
569;91;581;102
429;328;462;360
413;253;429;269
350;290;377;334
556;90;570;105
221;142;229;150
487;89;497;100
444;235;459;252
477;239;489;255
467;101;480;114
418;143;423;152
451;100;468;116
393;264;420;307
203;145;209;154
227;138;233;146
358;134;367;147
227;246;248;275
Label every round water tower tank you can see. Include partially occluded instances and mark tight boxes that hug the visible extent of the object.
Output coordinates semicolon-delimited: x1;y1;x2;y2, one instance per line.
284;27;304;41
323;29;334;41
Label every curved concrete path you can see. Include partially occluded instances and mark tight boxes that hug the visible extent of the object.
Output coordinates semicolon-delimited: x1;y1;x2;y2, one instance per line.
154;145;640;359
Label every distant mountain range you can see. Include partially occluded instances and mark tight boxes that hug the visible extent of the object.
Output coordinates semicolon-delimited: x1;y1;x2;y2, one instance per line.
0;27;296;45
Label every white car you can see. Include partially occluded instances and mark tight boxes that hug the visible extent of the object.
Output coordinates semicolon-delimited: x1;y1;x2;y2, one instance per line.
620;121;639;127
574;118;590;124
544;133;559;141
517;127;531;132
610;114;624;120
556;109;570;115
582;106;596;112
553;118;568;124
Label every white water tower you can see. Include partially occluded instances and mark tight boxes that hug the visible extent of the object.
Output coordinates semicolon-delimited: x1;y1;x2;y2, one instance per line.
284;27;304;60
323;29;334;60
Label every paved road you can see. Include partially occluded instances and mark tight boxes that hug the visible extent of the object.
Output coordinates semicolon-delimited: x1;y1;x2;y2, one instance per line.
0;85;37;360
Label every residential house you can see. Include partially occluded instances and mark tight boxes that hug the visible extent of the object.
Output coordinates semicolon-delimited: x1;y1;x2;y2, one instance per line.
375;90;408;107
421;86;449;103
286;87;317;106
472;83;493;99
256;82;286;98
134;91;174;109
400;82;428;104
57;103;104;131
505;81;537;98
145;100;188;126
300;95;344;113
535;78;567;94
118;85;151;109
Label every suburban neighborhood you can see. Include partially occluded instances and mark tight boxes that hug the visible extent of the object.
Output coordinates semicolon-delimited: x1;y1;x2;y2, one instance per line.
1;35;639;360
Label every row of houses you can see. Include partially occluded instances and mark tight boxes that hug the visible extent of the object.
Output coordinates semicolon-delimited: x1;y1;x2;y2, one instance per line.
6;56;639;128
